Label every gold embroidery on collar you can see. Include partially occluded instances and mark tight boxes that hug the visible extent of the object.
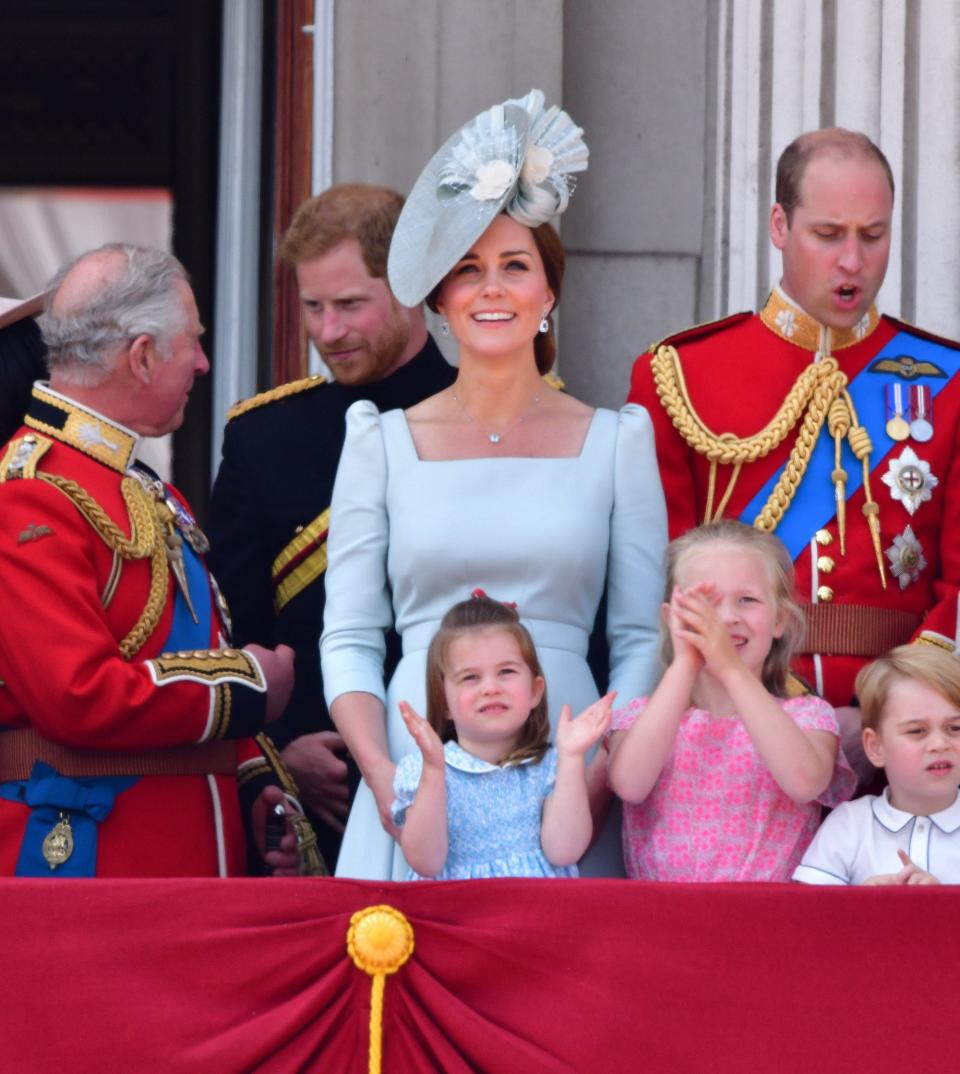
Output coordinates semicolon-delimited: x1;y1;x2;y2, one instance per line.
27;385;138;472
760;291;880;352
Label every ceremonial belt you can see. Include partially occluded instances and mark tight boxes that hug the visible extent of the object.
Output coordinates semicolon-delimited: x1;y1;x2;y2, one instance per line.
799;604;920;658
0;728;237;781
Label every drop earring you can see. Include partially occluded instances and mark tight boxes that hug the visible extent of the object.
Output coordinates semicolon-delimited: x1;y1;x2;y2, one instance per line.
539;316;549;334
441;320;450;337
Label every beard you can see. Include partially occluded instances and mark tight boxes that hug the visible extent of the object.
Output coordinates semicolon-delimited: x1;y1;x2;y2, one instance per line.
320;312;412;386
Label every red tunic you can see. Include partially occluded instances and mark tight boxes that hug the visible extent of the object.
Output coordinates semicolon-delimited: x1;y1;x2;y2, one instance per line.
0;385;278;877
628;289;960;706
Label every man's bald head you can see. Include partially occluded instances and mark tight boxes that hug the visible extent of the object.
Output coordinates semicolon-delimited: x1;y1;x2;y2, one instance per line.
40;244;190;387
775;128;894;226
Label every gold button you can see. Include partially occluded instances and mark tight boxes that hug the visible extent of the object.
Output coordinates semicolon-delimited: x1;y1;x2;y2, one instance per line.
817;585;834;602
817;556;835;573
193;650;208;659
815;529;833;546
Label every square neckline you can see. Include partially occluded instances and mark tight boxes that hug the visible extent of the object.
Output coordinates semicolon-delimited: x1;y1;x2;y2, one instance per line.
393;406;604;463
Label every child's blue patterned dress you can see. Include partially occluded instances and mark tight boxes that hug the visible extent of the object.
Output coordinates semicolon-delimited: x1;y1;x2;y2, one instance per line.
391;741;578;879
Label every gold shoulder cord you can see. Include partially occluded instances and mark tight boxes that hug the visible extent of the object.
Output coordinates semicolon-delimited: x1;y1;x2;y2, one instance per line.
38;473;172;656
651;344;886;586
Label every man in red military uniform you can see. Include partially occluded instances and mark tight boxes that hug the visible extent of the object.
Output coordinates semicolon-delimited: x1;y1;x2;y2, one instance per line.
0;243;304;877
629;129;960;767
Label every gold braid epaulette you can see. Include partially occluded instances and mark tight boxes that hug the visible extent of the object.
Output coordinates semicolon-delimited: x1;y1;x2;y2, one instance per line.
37;473;169;659
650;343;849;530
226;375;327;422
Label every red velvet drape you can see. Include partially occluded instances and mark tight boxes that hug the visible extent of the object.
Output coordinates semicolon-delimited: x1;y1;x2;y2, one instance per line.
4;877;955;1073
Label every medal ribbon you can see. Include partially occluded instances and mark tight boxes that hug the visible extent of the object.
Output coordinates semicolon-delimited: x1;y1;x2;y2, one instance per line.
740;331;960;558
0;762;136;877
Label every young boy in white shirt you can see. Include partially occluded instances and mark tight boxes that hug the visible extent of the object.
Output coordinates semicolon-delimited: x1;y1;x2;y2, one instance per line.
794;645;960;886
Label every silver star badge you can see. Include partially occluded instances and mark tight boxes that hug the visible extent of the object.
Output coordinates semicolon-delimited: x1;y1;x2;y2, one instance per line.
881;446;938;516
885;525;927;590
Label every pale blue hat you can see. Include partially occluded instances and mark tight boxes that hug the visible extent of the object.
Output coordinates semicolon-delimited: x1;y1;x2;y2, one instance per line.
387;90;589;309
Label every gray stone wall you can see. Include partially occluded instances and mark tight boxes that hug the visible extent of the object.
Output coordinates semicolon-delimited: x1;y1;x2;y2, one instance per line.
560;2;709;406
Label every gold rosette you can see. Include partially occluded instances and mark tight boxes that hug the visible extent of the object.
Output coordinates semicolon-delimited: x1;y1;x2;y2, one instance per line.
346;905;415;1073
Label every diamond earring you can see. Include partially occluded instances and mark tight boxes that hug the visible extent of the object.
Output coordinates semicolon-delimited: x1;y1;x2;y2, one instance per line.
539;317;549;334
441;320;450;337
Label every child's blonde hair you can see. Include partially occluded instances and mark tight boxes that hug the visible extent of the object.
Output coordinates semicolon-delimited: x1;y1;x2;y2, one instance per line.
856;644;960;730
662;520;804;697
425;593;550;765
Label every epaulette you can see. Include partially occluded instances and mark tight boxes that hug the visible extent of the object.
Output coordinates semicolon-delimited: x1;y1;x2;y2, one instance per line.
882;314;960;352
0;433;53;483
647;310;754;353
226;374;327;422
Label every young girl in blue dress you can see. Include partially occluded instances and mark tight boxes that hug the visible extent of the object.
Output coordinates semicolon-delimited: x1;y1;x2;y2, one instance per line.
392;593;613;879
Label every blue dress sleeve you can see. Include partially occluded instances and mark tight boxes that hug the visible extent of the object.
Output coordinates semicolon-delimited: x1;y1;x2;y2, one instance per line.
391;750;425;827
320;400;392;707
605;404;668;700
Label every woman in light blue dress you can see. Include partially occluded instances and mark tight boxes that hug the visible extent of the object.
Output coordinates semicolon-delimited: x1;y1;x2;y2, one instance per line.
320;91;668;880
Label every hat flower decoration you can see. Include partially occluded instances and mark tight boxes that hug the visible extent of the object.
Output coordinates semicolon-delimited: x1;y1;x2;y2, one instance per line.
388;89;588;308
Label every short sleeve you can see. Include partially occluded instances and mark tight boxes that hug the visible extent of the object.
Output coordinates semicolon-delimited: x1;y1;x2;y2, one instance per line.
391;750;425;828
536;746;559;796
610;697;649;733
605;405;668;701
320;401;392;707
782;696;856;807
792;801;859;885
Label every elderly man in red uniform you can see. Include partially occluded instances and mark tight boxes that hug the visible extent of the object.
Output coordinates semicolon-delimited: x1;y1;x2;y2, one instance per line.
0;243;305;877
629;129;960;770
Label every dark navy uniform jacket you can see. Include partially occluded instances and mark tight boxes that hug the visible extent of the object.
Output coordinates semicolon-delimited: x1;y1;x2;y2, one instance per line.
207;337;454;853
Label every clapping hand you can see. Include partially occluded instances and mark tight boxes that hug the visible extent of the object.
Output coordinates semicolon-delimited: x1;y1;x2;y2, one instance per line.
670;584;740;674
399;701;446;771
555;691;616;760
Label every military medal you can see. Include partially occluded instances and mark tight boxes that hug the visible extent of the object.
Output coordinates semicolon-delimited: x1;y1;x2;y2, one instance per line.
909;385;933;442
164;494;211;556
884;383;910;441
881;446;938;516
42;811;74;870
885;525;927;590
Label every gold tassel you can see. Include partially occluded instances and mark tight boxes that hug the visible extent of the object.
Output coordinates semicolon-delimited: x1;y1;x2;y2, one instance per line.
826;397;850;555
290;813;328;876
347;905;415;1074
844;392;887;589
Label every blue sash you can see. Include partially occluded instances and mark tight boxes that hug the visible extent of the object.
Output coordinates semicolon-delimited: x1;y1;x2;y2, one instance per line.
163;540;213;651
740;331;960;559
0;763;136;877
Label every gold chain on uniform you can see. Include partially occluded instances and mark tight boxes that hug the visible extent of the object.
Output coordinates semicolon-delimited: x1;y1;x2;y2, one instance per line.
650;344;887;586
38;473;171;656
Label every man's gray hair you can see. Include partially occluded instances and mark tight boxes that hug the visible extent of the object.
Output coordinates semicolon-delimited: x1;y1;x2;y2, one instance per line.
40;243;190;387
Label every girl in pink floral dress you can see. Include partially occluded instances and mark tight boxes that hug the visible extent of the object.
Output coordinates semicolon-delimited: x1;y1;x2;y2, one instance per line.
608;521;855;881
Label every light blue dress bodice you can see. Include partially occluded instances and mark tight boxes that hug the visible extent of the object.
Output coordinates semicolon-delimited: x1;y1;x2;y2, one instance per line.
391;742;577;880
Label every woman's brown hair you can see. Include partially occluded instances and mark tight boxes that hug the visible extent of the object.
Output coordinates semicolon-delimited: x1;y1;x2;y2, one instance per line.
426;217;566;374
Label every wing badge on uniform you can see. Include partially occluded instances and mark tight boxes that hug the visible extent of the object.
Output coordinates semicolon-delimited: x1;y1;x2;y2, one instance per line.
17;523;54;544
869;355;946;379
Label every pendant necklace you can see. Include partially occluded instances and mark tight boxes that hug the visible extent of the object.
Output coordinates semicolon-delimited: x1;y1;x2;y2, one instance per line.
451;390;541;444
